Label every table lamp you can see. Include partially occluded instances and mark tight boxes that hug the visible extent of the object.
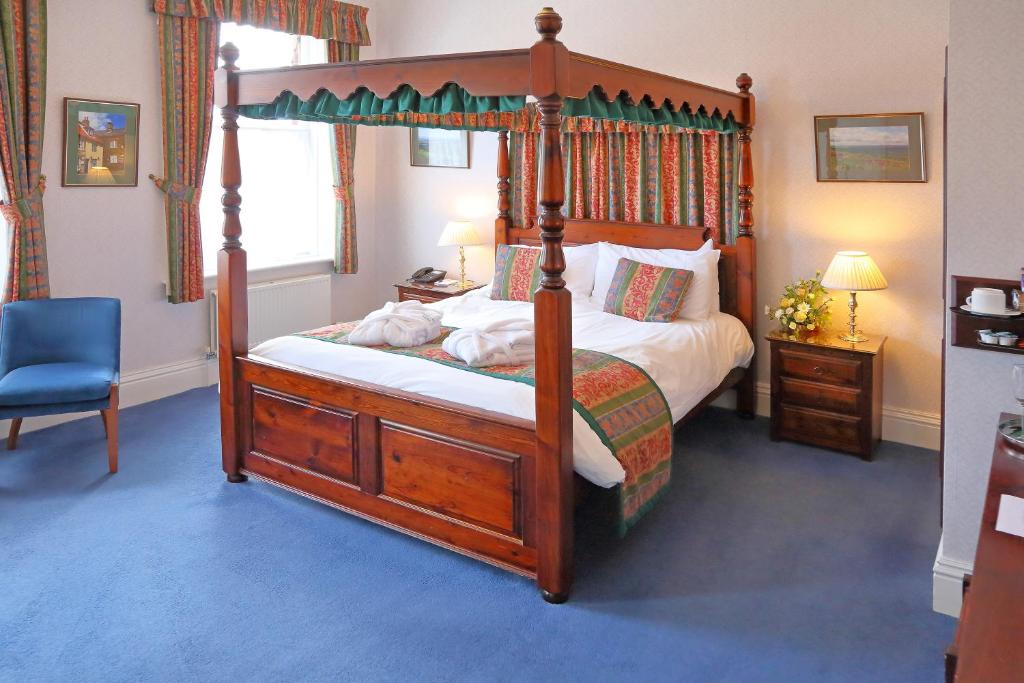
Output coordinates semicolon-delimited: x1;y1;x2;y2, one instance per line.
821;250;888;343
438;220;482;285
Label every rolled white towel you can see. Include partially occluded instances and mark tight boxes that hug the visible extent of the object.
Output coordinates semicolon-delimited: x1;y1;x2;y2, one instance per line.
348;300;442;348
442;318;535;368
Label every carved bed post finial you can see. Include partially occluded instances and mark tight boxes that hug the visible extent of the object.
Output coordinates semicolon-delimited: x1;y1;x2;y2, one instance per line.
535;7;563;39
220;43;242;250
495;130;511;246
736;72;752;93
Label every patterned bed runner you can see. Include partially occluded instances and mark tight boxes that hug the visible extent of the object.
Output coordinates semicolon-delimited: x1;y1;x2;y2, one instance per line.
296;322;673;534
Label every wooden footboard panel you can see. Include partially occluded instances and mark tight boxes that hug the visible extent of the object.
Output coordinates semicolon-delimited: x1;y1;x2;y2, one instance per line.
236;356;540;576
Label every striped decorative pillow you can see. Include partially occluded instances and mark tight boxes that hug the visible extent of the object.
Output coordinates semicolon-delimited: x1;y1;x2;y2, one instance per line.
491;244;542;302
603;257;695;322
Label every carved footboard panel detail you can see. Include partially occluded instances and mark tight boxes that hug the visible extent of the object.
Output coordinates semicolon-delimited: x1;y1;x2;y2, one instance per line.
237;356;539;577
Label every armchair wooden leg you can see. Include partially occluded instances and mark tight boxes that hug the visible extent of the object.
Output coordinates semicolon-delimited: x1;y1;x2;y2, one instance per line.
100;384;119;473
7;418;22;450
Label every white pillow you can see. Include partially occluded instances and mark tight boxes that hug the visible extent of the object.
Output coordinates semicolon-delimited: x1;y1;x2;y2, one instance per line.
592;240;720;320
510;242;598;299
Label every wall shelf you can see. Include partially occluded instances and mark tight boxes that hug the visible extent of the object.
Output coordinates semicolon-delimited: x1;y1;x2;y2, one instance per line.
950;275;1024;355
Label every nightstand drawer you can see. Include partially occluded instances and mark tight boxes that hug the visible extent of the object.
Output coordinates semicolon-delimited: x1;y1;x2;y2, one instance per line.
778;376;860;413
777;348;862;387
398;291;443;304
775;404;863;453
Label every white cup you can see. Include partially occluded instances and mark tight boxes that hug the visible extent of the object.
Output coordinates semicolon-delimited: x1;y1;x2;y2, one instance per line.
966;287;1006;314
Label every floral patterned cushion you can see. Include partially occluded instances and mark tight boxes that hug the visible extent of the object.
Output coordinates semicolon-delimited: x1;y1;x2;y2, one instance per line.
491;244;543;302
603;257;695;322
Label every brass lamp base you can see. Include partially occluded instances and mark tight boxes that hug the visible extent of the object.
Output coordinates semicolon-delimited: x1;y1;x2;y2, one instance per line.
840;291;869;343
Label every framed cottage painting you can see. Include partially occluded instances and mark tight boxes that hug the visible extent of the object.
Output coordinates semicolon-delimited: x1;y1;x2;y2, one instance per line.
814;113;925;182
62;97;140;187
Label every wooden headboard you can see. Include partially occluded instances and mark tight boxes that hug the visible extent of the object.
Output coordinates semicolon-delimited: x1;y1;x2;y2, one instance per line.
503;217;749;328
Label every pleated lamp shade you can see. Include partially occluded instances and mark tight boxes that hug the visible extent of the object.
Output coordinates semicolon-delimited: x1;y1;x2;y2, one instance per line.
437;220;481;247
821;251;888;291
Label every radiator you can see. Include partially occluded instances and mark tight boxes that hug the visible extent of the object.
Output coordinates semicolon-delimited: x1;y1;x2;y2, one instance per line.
209;274;332;354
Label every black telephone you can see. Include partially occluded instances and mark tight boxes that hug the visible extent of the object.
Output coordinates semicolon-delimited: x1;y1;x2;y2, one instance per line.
409;267;447;284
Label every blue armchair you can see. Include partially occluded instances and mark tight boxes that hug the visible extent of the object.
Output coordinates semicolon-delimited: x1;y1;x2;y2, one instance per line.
0;297;121;472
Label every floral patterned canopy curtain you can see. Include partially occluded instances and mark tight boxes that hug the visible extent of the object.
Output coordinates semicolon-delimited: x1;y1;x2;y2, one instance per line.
327;40;358;273
510;127;740;245
0;0;49;302
149;0;370;303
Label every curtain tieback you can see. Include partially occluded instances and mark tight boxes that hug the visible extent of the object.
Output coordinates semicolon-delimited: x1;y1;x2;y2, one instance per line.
149;174;202;205
0;175;46;225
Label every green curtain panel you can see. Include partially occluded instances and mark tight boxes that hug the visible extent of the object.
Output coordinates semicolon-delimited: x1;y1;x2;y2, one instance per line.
510;129;740;244
151;0;371;45
153;14;218;304
237;86;739;133
327;40;358;274
0;0;49;302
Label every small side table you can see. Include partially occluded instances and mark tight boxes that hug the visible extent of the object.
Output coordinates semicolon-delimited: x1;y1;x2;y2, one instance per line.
394;280;485;304
766;329;885;460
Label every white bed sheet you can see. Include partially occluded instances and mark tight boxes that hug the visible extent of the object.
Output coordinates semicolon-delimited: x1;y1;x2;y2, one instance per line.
250;289;754;488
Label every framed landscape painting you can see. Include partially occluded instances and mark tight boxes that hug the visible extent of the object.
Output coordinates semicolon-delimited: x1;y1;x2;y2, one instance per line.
409;128;470;168
62;97;140;187
814;113;925;182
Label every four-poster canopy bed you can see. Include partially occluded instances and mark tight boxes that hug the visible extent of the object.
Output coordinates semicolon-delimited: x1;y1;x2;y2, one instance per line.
214;7;756;603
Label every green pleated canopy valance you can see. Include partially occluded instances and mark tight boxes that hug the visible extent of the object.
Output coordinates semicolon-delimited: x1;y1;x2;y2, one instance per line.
236;84;740;133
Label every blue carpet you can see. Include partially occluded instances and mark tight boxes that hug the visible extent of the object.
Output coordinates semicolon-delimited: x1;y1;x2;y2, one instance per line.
0;387;953;682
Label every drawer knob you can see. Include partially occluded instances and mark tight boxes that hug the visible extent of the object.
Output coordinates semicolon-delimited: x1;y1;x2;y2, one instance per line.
813;365;827;375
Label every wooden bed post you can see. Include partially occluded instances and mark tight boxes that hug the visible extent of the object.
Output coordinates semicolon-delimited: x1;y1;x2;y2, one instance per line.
531;7;573;604
735;73;757;419
495;130;511;246
215;43;249;483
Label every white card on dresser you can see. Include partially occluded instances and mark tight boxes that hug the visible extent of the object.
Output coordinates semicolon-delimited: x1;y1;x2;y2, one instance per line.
995;494;1024;538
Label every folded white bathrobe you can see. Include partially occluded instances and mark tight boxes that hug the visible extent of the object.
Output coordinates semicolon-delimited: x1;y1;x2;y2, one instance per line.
441;318;536;368
348;301;442;348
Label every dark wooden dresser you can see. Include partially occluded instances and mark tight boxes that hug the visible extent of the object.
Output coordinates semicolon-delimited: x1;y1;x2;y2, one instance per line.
944;414;1024;682
766;330;884;460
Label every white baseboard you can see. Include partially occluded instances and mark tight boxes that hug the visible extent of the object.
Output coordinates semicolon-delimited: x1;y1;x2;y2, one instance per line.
933;540;972;617
1;356;217;435
712;382;941;450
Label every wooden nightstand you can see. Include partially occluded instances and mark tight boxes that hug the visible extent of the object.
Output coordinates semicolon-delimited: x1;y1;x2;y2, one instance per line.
766;329;885;460
394;280;485;304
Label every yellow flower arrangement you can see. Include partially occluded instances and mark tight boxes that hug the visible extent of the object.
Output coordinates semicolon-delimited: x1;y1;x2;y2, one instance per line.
765;271;832;335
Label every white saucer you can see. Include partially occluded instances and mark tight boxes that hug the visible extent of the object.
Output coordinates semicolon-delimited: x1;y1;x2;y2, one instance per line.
960;304;1022;318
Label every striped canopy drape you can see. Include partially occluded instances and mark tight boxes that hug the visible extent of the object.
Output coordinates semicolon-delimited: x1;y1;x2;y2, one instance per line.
0;0;49;302
149;0;371;302
510;126;740;245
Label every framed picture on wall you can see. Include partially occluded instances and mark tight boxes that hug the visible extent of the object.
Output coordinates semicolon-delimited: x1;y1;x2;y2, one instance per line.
814;113;925;182
409;128;470;168
61;97;140;187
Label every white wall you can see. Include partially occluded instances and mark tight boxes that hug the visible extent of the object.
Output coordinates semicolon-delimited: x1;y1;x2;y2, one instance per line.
934;0;1024;616
368;0;948;446
17;0;380;430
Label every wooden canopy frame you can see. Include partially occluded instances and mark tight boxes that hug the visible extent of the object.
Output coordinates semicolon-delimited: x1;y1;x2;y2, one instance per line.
214;7;755;603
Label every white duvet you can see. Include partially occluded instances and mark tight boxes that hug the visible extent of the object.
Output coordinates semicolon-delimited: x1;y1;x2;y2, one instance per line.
250;289;754;488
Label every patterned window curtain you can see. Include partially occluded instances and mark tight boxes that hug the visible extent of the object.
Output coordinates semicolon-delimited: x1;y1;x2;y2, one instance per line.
151;14;218;304
327;41;358;273
0;0;49;302
149;0;371;302
510;127;740;245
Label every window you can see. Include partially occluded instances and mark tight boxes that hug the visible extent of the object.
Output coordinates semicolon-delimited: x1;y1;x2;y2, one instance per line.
199;23;334;275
